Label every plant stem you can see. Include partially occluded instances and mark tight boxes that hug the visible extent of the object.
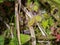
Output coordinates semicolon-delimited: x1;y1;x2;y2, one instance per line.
29;26;36;45
15;1;21;45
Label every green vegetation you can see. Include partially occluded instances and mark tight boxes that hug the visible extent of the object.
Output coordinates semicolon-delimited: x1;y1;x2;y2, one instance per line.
0;0;60;45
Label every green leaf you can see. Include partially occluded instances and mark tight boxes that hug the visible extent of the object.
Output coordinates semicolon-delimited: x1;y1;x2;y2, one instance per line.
27;0;31;6
33;2;39;12
28;15;42;26
35;15;42;22
9;34;30;45
0;36;4;45
33;5;38;12
9;40;15;45
41;20;49;29
20;34;30;44
54;0;60;4
43;13;50;19
46;29;51;35
0;0;4;3
9;37;18;45
48;17;54;26
28;18;35;26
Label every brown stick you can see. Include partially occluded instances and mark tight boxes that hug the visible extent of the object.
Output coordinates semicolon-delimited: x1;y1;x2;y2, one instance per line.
15;1;21;45
29;26;36;45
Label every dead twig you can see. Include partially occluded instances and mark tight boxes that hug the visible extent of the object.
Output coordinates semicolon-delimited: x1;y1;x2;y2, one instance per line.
15;1;21;45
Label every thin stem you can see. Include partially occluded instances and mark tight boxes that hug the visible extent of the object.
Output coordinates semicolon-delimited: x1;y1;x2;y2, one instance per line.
29;26;36;45
15;1;21;45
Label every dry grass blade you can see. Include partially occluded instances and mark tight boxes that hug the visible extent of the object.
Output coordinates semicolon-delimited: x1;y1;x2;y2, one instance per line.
15;1;21;45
